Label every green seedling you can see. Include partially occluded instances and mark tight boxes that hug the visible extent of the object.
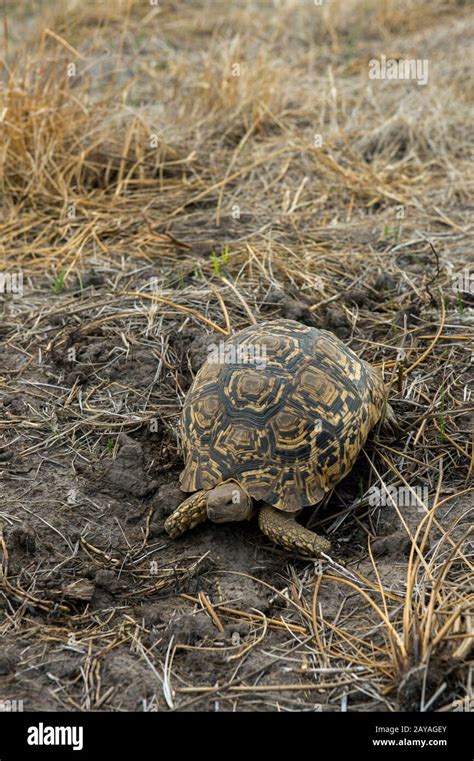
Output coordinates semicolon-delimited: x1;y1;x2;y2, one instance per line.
456;289;464;315
210;242;230;275
51;271;66;294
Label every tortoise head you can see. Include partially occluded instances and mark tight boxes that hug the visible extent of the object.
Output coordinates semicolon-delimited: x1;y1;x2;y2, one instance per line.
206;481;253;523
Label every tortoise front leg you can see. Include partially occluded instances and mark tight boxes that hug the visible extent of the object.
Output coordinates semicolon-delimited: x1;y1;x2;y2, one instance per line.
258;504;331;557
164;491;207;538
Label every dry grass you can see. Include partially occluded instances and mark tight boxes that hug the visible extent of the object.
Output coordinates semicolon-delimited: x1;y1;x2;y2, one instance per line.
0;0;472;712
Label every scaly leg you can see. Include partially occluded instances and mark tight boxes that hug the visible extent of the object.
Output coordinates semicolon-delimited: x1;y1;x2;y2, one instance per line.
258;504;331;556
164;491;207;538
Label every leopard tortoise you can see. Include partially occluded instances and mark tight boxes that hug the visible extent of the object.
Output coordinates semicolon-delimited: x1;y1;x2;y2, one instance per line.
164;319;396;556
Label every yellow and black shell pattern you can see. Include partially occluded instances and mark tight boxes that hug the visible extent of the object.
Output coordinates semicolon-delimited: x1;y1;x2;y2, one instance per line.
180;319;386;512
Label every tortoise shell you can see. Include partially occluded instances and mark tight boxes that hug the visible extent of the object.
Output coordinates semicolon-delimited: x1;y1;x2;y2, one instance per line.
180;319;386;512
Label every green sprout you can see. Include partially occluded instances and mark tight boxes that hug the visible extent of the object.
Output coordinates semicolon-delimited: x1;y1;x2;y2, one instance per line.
51;271;66;294
383;223;401;241
210;242;230;275
211;251;220;275
221;242;229;265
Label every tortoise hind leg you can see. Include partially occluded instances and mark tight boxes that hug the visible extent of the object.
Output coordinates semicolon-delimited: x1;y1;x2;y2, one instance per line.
164;491;207;538
258;504;331;557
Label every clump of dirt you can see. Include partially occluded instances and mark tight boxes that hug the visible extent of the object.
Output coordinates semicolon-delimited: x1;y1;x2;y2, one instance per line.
95;433;159;497
267;289;316;325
